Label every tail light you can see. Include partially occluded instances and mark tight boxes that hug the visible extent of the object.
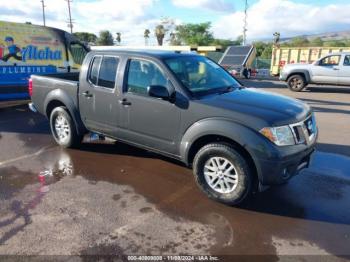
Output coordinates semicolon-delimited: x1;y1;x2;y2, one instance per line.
28;78;33;97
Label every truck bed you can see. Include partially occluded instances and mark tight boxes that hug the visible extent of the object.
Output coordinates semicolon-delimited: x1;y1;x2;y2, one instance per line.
30;72;80;116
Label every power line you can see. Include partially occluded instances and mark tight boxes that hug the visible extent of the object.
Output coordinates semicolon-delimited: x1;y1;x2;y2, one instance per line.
242;0;248;46
65;0;74;33
40;0;46;26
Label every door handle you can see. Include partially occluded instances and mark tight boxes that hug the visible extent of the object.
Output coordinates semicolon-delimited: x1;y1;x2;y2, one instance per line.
82;91;93;98
333;68;340;70
119;99;132;106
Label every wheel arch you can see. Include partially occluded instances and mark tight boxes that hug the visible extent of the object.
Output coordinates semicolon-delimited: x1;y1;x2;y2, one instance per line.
187;134;259;192
44;90;87;135
180;119;278;189
287;70;311;83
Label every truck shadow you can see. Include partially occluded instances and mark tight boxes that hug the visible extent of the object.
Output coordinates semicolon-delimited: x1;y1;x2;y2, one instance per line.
77;141;187;167
241;149;350;225
76;141;350;226
299;98;350;115
0;105;50;135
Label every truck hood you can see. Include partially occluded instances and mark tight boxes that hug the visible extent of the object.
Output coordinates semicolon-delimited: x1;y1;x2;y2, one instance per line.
197;88;311;129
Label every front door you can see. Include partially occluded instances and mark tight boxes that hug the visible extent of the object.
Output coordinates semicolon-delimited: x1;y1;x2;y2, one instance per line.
79;55;120;136
118;58;181;155
338;55;350;85
311;55;340;84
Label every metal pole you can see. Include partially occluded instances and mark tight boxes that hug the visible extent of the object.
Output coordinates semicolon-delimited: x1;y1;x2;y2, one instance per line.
242;0;248;46
41;0;46;26
66;0;73;33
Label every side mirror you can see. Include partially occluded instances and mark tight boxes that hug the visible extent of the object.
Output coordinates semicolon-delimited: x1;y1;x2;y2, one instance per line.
147;85;173;101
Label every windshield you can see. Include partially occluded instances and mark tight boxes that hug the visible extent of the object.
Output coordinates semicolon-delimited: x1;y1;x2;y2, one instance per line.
165;56;240;96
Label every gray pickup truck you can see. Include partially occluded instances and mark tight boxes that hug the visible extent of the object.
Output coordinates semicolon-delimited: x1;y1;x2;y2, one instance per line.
29;49;317;205
280;52;350;91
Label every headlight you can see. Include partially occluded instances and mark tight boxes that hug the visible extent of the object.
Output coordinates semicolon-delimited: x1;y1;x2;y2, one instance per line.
260;125;295;146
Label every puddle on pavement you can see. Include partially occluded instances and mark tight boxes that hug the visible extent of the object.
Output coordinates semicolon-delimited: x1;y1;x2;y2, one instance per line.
1;142;350;257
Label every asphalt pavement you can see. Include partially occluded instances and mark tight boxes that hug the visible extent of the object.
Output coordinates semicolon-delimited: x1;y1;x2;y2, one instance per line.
0;80;350;261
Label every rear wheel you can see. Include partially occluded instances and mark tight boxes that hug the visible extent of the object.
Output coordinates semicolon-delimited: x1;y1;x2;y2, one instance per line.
193;143;253;206
50;107;82;148
287;74;306;92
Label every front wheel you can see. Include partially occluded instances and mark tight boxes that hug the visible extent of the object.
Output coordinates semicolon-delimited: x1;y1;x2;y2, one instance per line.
50;107;82;148
287;74;306;92
193;143;253;206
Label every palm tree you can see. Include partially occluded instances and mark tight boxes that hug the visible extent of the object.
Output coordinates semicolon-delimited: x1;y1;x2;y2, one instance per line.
144;29;150;46
116;32;121;45
155;25;165;46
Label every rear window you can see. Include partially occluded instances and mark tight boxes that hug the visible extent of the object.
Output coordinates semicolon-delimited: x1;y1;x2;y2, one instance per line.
98;56;119;89
88;56;101;85
88;56;119;88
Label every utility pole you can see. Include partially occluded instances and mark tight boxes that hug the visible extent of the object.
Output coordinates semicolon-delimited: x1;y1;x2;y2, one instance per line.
65;0;74;33
40;0;46;26
242;0;248;46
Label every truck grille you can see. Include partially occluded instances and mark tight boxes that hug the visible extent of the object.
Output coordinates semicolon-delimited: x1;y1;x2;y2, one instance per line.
290;114;317;145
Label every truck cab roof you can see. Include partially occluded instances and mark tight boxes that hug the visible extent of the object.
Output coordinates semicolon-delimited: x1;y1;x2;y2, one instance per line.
89;48;199;60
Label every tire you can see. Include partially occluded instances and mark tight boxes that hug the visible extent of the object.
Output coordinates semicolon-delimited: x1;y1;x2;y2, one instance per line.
287;74;306;92
193;143;253;206
49;107;82;148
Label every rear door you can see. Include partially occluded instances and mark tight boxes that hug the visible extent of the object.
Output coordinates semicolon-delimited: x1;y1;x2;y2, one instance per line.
117;58;181;155
79;55;120;135
311;55;341;84
338;55;350;85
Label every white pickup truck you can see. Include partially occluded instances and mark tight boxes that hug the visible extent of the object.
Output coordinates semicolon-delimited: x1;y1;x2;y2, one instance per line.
280;52;350;91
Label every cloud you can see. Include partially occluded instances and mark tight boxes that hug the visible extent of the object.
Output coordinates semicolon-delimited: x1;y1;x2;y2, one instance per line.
0;0;160;45
172;0;234;13
213;0;350;42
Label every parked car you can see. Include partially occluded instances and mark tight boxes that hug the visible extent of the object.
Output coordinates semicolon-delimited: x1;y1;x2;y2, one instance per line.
28;49;317;205
280;52;350;91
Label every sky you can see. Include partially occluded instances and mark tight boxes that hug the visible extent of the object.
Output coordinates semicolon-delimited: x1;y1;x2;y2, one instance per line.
0;0;350;45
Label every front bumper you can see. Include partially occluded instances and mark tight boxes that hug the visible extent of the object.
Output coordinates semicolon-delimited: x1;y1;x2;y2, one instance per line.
279;71;288;81
257;145;315;185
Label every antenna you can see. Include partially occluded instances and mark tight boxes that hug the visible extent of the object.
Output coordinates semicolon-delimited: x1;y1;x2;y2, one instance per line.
40;0;46;26
65;0;74;33
242;0;248;46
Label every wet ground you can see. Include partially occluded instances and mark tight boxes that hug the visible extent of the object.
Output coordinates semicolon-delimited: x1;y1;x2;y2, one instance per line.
0;80;350;261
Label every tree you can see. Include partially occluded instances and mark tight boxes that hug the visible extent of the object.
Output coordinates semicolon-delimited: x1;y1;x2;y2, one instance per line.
144;29;150;45
174;22;214;45
260;44;273;59
211;39;238;50
73;32;97;44
116;32;121;45
252;41;273;59
323;40;346;47
97;30;114;46
284;36;310;47
310;37;323;47
155;25;166;46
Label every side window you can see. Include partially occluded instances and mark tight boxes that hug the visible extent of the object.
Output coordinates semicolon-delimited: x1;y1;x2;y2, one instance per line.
88;56;101;85
319;55;340;66
127;59;167;95
344;55;350;66
98;56;119;89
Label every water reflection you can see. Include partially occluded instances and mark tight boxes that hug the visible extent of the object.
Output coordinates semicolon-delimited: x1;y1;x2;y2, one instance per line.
39;150;74;188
